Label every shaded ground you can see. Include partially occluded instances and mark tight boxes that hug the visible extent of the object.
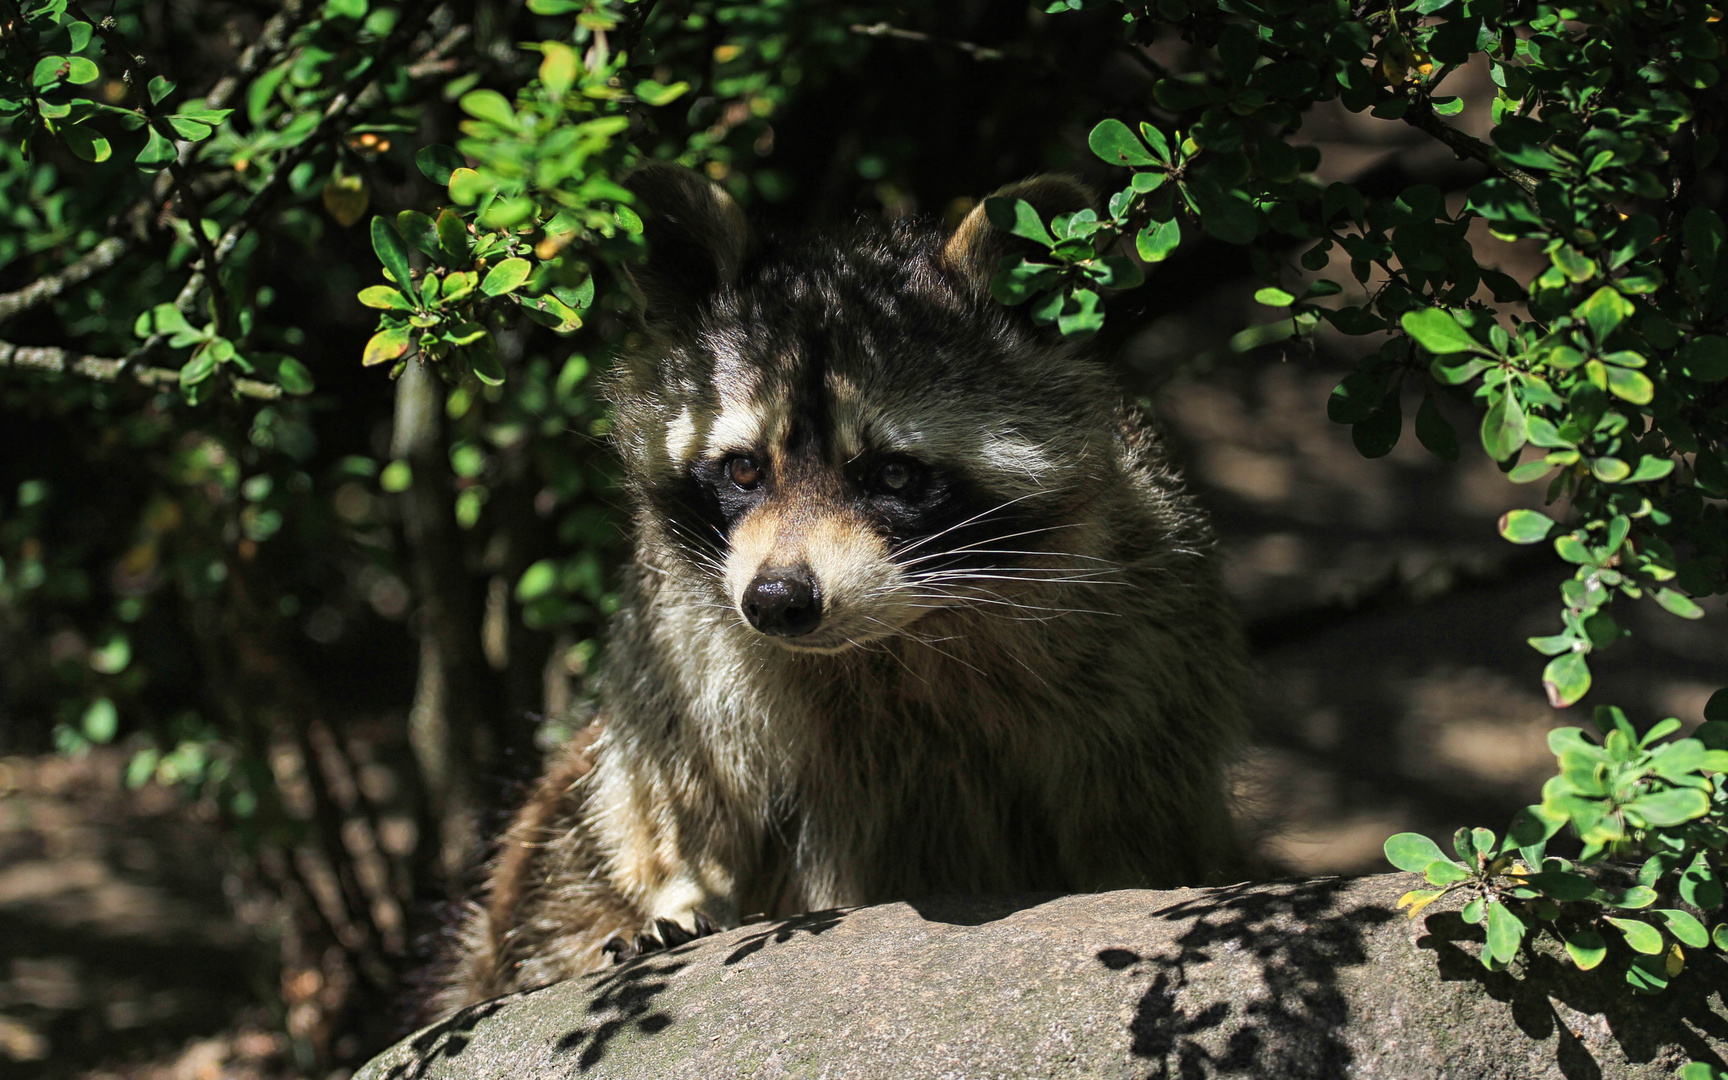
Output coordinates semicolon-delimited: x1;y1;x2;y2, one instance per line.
0;752;293;1080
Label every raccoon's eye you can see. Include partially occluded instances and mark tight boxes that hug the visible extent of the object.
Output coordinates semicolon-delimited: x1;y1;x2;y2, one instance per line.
871;458;923;496
727;455;763;490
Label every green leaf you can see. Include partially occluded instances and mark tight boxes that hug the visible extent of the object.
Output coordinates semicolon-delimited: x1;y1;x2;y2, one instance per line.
517;559;558;601
1055;288;1105;337
1415;394;1459;461
1485;901;1525;964
362;327;412;367
167;116;213;141
1088;118;1158;167
1426;860;1471;885
985;197;1055;246
540;42;578;97
416;145;466;186
1606;916;1664;954
1655;588;1705;619
1497;509;1554;544
148;75;176;104
397;210;441;262
1653;909;1709;949
1352;393;1402;458
1139;123;1171;163
1136;218;1180;262
135;127;176;171
380;460;412;492
1327;370;1384;424
32;56;67;88
82;698;118;743
359;285;414;311
1401;308;1484;354
1679;852;1724;910
180;350;217;387
1563;928;1607;970
1605;885;1658;909
1542;651;1590;708
371;216;415;293
1384;832;1448;872
246;62;289;126
1679;1064;1728;1080
1605;366;1653;404
1626;788;1710;827
466;335;505;385
64;57;99;84
480;257;532;296
1578;286;1631;342
448;168;490;205
1589;456;1630;483
1480;390;1528;461
1678;336;1728;382
1254;287;1295;307
273;356;315;395
1192;188;1257;245
60;123;111;162
459;88;517;128
435;208;471;265
634;79;691;107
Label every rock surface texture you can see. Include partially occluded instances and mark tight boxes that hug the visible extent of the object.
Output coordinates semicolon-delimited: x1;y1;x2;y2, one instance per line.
360;874;1727;1080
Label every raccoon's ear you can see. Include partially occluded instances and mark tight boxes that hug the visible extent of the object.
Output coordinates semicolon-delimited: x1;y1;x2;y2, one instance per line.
623;163;752;318
941;176;1096;294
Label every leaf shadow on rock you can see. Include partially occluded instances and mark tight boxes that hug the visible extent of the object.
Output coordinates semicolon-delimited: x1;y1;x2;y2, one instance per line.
1098;877;1395;1079
721;908;848;966
549;954;690;1071
1420;911;1728;1079
375;993;524;1080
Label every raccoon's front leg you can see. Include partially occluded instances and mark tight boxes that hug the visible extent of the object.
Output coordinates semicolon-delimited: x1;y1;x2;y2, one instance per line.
588;743;759;954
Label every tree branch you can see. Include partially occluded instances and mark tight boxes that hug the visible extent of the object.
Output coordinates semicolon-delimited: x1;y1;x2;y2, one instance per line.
72;1;233;332
1399;100;1540;197
0;338;282;399
0;3;309;327
0;237;128;325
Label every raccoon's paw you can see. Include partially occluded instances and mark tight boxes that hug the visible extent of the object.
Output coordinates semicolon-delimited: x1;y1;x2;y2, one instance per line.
602;912;720;964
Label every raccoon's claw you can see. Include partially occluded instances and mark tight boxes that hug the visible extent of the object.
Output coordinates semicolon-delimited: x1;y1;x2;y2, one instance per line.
603;913;720;964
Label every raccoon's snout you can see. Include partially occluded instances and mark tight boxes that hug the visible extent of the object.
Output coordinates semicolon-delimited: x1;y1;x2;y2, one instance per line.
741;567;822;637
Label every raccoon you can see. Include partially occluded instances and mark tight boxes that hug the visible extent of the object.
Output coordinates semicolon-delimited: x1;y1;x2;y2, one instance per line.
432;165;1251;1013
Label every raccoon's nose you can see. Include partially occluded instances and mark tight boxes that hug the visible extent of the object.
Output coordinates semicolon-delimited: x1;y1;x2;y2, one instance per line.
742;567;822;637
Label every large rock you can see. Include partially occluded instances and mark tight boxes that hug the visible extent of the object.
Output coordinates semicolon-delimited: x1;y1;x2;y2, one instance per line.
359;874;1727;1079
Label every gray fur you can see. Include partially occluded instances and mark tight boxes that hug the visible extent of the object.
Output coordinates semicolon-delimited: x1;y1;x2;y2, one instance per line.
431;167;1251;1015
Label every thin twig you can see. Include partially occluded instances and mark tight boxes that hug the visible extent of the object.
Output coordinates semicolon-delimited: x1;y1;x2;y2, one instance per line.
0;338;283;399
849;21;1008;62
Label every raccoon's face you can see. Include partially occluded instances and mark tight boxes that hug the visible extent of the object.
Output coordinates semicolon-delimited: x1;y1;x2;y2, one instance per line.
615;166;1114;653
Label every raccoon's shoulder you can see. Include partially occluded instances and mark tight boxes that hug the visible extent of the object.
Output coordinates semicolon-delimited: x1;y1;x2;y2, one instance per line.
1112;400;1185;487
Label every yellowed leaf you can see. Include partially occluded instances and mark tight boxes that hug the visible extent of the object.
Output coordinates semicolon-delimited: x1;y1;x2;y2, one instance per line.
322;175;369;227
